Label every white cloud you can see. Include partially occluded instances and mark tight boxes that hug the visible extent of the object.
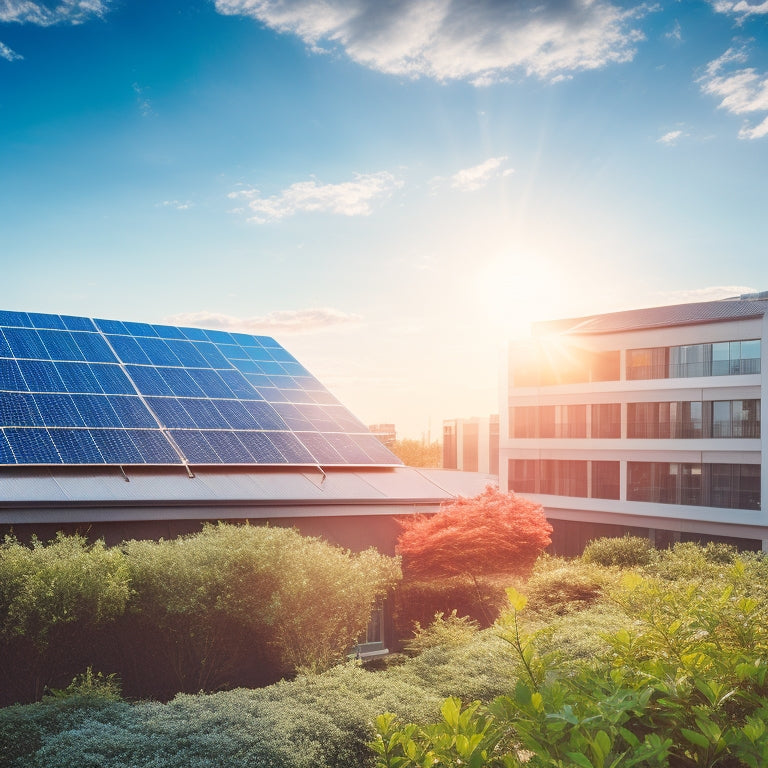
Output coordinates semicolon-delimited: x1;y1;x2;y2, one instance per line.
158;200;193;210
657;129;683;144
665;19;682;42
0;0;108;25
214;0;652;84
0;41;22;60
658;285;758;303
228;171;402;223
710;1;768;18
449;156;512;192
699;47;768;139
165;308;363;335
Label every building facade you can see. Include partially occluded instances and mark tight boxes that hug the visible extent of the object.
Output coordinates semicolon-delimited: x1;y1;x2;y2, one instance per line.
500;294;768;554
443;415;499;475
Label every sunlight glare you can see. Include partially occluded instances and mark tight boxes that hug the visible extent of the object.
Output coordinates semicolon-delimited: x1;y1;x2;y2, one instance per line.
474;254;570;339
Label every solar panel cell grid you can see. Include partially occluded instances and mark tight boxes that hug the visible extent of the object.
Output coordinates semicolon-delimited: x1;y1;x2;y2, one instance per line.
0;311;400;466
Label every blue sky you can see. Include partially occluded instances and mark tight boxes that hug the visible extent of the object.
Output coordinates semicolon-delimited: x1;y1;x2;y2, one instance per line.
1;0;768;439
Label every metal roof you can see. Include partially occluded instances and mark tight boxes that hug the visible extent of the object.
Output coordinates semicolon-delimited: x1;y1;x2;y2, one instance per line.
533;297;768;336
0;465;496;523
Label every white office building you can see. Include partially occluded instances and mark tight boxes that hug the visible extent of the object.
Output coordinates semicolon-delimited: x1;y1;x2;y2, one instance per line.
500;293;768;554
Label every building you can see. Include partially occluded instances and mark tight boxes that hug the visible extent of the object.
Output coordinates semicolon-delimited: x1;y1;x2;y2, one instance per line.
500;293;768;554
0;309;491;546
443;415;499;475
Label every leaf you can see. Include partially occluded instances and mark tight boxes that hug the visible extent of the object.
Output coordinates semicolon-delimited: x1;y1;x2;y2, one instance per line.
566;751;596;768
506;587;528;612
681;728;710;749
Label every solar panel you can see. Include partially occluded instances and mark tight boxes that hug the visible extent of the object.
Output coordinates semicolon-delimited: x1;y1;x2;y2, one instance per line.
0;310;401;467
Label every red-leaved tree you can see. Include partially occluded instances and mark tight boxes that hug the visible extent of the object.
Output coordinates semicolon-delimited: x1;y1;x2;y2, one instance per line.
397;486;552;623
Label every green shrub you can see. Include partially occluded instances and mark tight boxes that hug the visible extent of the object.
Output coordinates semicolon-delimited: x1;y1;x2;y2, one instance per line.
404;611;479;656
0;534;130;704
648;540;742;581
0;663;440;768
523;557;610;616
581;534;656;568
392;573;513;640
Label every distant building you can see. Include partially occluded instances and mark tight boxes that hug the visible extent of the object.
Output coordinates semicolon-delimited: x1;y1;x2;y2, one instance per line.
443;415;499;475
501;292;768;555
368;423;397;447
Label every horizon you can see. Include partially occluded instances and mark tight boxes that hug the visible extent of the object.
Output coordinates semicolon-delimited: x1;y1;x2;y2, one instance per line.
2;0;768;439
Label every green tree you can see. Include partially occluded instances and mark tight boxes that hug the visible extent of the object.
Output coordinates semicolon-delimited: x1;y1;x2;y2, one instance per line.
389;438;443;467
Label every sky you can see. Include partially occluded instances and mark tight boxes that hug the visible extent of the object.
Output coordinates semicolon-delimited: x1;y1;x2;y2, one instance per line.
1;0;768;440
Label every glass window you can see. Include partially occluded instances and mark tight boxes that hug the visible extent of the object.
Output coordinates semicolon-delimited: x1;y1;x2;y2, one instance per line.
509;459;537;494
712;401;732;438
592;461;620;499
711;342;730;376
591;403;620;438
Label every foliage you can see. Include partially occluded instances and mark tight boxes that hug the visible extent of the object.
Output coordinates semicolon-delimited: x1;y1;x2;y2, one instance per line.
0;663;441;768
389;438;443;468
44;667;123;703
0;533;130;703
1;524;401;703
404;611;479;656
581;534;657;568
646;540;740;581
373;557;768;768
392;574;513;635
397;487;552;582
523;556;611;616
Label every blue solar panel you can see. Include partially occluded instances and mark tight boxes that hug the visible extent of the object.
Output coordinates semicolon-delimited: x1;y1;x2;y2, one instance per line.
0;310;31;328
28;312;67;331
19;360;64;393
61;315;95;332
1;359;29;392
50;429;104;464
90;429;144;464
73;332;118;363
5;428;61;464
71;395;123;428
33;394;85;427
0;310;401;467
0;431;15;463
56;362;102;394
107;396;158;429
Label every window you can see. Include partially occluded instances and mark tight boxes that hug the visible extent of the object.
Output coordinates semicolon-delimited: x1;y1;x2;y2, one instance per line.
592;461;620;499
628;462;760;510
511;406;538;438
509;459;537;493
591;403;621;438
540;460;588;497
627;340;760;381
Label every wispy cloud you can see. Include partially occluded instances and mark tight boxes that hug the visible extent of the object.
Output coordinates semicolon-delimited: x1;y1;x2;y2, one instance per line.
0;0;109;25
214;0;652;84
710;1;768;19
665;19;682;42
157;200;193;211
228;171;402;223
0;41;22;60
166;308;363;335
132;82;154;117
658;285;757;303
657;129;683;145
699;47;768;139
447;156;513;192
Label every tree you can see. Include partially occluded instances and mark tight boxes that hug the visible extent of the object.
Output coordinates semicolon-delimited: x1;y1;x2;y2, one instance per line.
389;439;442;468
398;486;552;580
396;487;552;623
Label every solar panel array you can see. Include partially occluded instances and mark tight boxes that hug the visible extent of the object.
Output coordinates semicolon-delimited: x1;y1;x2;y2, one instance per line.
0;310;400;467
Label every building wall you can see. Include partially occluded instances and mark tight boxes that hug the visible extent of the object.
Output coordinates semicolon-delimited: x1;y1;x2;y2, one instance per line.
443;416;499;475
501;314;768;549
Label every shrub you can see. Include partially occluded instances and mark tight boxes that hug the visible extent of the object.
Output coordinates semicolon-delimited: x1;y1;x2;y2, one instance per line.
0;534;130;705
581;534;656;568
523;556;609;616
404;611;479;656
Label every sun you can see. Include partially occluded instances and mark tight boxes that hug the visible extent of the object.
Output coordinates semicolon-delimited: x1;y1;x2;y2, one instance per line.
473;253;571;339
